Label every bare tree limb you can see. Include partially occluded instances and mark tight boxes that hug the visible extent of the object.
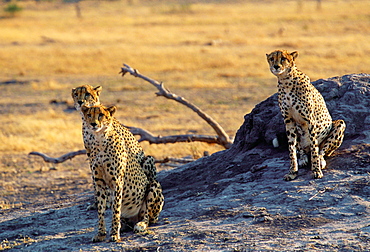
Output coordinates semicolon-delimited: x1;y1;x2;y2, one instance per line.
29;150;195;166
126;125;220;144
29;64;234;165
29;150;87;164
156;157;196;164
120;64;233;149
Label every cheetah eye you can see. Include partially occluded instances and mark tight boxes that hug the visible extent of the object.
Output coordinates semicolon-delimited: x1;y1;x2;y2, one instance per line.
85;93;91;98
281;57;286;62
99;113;105;119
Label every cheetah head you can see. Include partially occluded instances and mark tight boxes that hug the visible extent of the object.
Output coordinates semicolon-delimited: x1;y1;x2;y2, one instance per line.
81;105;116;133
266;50;298;76
71;85;102;111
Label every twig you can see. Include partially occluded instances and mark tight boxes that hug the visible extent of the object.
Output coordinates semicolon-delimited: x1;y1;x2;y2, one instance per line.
308;185;338;200
120;64;233;149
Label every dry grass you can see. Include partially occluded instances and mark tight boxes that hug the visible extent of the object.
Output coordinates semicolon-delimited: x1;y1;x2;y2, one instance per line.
0;0;369;172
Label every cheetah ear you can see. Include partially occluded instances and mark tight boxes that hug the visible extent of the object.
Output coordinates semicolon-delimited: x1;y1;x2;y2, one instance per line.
94;86;102;96
290;51;298;60
81;105;89;114
107;106;116;116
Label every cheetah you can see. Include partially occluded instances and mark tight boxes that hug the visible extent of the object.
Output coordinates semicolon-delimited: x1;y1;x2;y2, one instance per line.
81;104;164;242
266;50;346;180
72;85;158;212
71;85;102;160
71;85;155;179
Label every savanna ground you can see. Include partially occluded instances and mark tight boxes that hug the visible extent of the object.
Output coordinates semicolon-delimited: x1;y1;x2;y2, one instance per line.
0;0;369;250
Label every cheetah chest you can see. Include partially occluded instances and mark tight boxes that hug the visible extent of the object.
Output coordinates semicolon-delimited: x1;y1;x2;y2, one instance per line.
280;92;309;126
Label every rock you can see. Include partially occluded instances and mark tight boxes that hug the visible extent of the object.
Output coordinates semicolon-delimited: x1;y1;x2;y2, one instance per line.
159;73;370;191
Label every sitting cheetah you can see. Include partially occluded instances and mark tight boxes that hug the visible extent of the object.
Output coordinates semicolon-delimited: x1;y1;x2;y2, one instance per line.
81;104;164;242
266;50;346;180
71;85;102;160
72;85;158;209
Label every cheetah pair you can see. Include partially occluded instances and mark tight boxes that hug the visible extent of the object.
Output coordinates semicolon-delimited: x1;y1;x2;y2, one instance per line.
72;86;164;242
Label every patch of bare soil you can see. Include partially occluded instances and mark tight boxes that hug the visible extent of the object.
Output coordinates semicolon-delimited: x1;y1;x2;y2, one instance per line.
1;143;370;251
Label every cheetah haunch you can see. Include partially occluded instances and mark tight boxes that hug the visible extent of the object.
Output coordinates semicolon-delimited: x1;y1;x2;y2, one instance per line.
266;50;346;180
81;104;164;242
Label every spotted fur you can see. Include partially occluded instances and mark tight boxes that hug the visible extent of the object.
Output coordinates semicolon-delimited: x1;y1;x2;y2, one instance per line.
81;105;164;242
266;50;346;180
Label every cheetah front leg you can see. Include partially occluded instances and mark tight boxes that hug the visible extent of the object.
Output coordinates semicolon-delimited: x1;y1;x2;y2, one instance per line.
284;119;299;181
310;130;324;179
296;125;309;168
92;181;108;242
110;183;123;242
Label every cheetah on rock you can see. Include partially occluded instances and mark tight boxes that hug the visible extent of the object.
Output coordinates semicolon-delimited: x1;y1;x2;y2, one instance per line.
81;104;164;242
266;50;346;180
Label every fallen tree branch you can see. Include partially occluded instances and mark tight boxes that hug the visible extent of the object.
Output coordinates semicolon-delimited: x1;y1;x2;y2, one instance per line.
29;64;234;165
29;150;196;165
29;150;87;164
120;64;233;149
156;157;196;164
126;125;219;144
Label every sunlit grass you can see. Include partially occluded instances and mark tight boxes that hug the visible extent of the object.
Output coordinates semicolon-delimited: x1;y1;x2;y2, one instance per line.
0;0;369;164
0;1;369;79
1;110;82;153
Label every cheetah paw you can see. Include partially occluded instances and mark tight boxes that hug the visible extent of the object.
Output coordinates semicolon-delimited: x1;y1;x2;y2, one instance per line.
109;234;121;242
134;222;148;233
92;232;106;242
284;173;297;181
312;170;323;179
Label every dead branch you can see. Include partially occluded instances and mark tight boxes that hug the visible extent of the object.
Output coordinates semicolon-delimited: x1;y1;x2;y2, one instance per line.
29;150;87;164
29;64;234;165
156;157;196;164
29;150;195;166
126;125;219;144
120;64;233;149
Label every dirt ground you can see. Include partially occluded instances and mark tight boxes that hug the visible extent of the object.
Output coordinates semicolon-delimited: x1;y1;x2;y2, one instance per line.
1;142;370;251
